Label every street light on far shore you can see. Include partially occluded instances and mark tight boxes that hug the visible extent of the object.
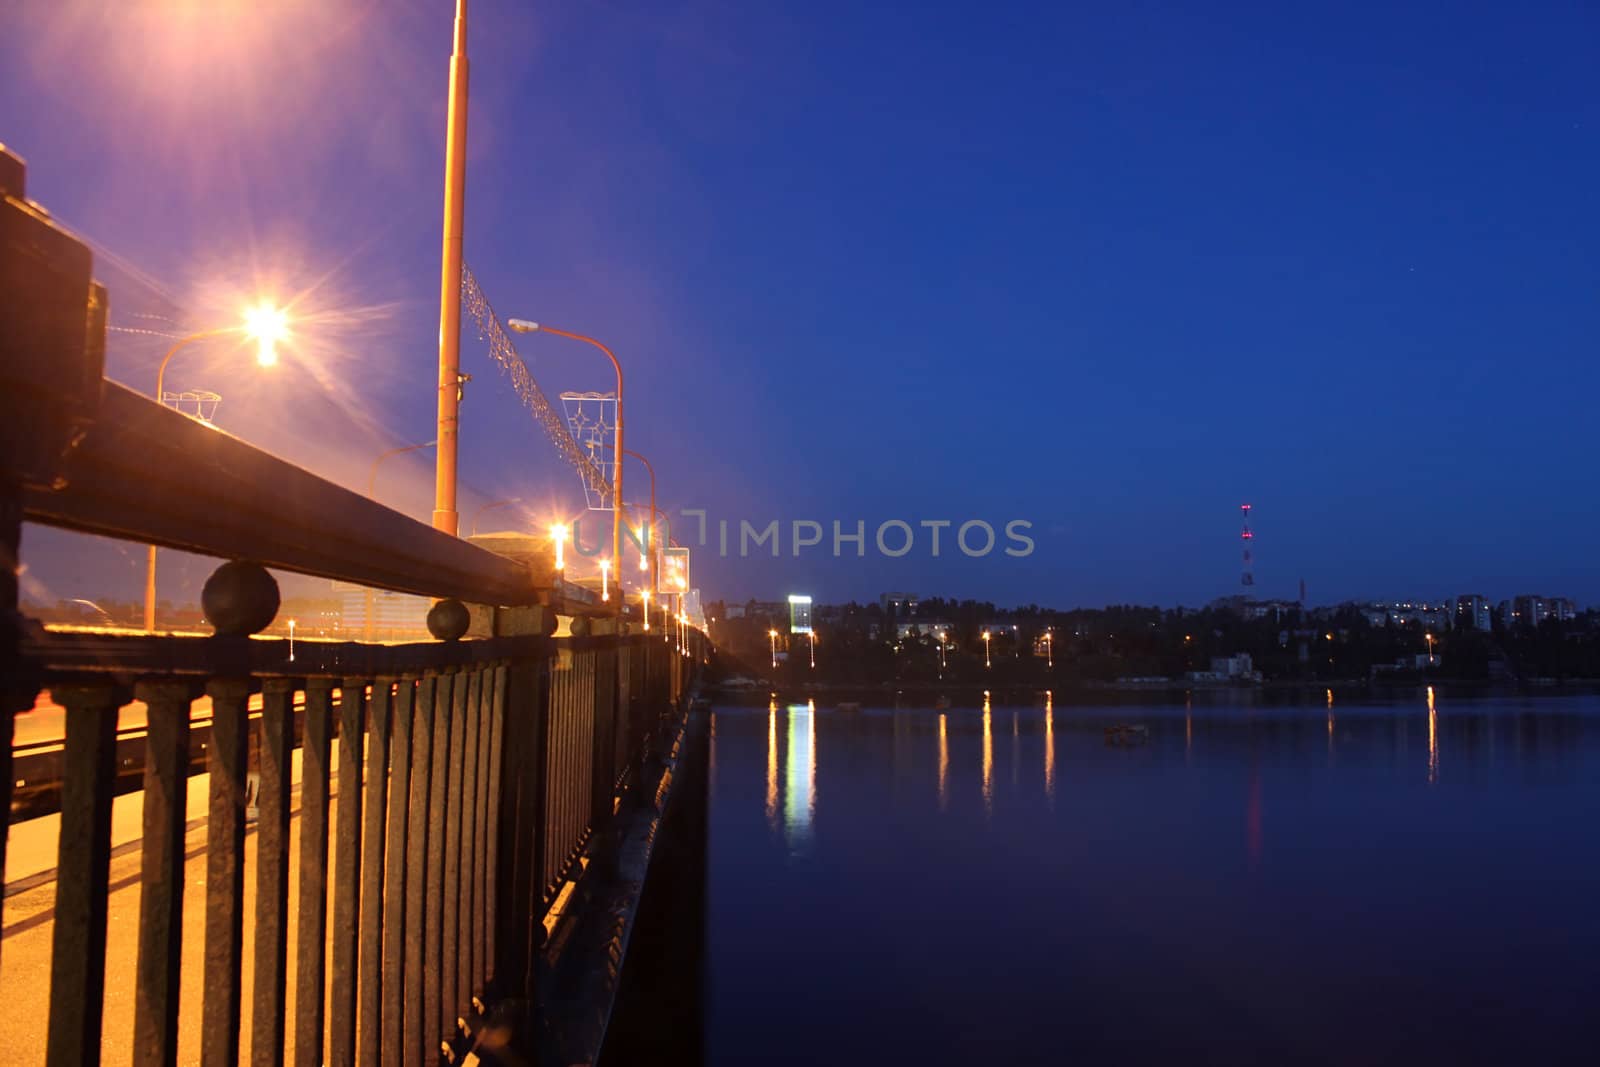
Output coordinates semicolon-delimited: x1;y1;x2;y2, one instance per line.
983;629;992;669
769;629;779;669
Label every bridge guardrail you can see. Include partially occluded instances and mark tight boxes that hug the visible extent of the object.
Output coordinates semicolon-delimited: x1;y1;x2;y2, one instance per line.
1;145;707;1066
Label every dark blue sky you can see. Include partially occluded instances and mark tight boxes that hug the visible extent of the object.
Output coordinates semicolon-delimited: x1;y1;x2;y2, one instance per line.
4;0;1597;609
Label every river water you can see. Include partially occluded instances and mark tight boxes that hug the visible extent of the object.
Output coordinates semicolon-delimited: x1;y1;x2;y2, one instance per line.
704;692;1600;1065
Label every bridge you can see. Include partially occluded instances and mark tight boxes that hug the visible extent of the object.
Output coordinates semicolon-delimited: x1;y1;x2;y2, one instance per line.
2;149;712;1066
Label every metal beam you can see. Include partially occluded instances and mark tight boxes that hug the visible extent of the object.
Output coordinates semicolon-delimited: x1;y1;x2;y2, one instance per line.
22;382;538;606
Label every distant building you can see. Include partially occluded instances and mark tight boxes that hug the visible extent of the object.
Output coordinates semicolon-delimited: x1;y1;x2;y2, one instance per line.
1506;594;1577;627
788;595;813;634
1187;652;1260;683
1360;601;1451;631
1209;595;1298;621
896;619;950;641
1512;594;1549;628
334;582;431;639
1455;594;1491;631
880;592;920;616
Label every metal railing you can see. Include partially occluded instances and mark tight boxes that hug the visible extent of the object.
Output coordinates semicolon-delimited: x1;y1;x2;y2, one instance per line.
11;626;694;1066
1;157;707;1062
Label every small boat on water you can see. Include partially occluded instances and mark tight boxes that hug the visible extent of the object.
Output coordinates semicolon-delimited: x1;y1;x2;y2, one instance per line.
837;701;861;713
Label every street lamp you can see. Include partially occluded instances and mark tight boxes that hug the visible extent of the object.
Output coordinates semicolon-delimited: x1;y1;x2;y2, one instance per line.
769;629;779;670
1425;632;1436;667
507;318;623;611
600;558;611;602
551;522;568;571
808;630;816;670
938;631;947;676
640;588;650;631
983;629;992;669
144;303;290;632
1045;628;1053;668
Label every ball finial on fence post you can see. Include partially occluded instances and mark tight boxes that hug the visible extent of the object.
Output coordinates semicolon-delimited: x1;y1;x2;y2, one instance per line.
202;560;280;637
428;598;471;641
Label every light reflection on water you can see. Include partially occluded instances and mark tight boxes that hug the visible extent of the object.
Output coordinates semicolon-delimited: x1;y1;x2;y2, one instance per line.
709;692;1600;1065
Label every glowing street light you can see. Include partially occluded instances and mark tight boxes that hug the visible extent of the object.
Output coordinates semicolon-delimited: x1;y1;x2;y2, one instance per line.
769;629;779;670
937;631;947;676
144;301;291;632
1425;632;1436;666
641;588;651;631
982;629;992;669
808;630;816;670
508;317;624;611
1045;628;1054;668
550;522;568;571
600;558;611;602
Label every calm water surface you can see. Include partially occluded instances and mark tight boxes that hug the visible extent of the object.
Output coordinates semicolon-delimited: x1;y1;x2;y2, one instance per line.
705;693;1600;1065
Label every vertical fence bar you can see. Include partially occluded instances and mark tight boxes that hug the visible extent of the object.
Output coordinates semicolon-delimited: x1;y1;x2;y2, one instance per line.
456;667;482;1018
295;680;335;1067
382;677;416;1064
440;668;470;1040
424;671;456;1055
406;674;439;1067
329;681;367;1067
495;658;541;999
524;651;553;1028
357;679;393;1067
131;680;192;1067
482;663;507;990
471;663;494;994
250;679;296;1067
45;682;120;1065
201;677;251;1067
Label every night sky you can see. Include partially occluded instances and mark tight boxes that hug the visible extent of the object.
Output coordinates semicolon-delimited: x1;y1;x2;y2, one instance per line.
4;0;1597;610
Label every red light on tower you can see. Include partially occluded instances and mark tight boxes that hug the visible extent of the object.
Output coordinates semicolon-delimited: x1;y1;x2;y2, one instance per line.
1240;504;1254;588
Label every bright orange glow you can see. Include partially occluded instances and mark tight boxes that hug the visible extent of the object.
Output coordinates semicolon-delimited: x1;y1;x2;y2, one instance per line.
1044;701;1055;800
550;523;568;570
766;700;779;827
938;713;949;811
982;694;994;814
1427;685;1438;784
243;302;289;366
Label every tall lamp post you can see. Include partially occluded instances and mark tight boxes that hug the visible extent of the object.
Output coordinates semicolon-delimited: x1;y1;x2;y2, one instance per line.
769;629;779;670
434;0;470;538
982;629;992;669
144;305;288;632
507;319;622;612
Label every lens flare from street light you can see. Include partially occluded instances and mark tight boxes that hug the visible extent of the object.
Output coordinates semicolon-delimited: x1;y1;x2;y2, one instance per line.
243;302;289;367
550;523;568;570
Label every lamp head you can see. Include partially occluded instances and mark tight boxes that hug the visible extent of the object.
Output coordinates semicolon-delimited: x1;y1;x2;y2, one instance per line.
243;302;289;367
